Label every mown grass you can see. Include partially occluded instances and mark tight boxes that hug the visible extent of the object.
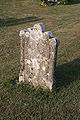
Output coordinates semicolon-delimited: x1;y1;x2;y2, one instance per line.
0;0;80;119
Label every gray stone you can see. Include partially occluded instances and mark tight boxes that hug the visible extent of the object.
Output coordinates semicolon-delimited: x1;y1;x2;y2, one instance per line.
19;23;59;90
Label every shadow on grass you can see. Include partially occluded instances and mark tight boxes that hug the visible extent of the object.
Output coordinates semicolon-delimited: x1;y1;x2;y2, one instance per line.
0;16;42;27
55;58;80;91
70;0;80;5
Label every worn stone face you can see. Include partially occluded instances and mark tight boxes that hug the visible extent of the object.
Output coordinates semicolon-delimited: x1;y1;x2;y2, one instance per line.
19;23;59;90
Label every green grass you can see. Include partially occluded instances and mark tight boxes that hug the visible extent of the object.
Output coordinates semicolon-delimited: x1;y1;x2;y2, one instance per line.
0;0;80;119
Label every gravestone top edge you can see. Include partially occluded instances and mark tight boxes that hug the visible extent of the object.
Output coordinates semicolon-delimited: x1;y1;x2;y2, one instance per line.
19;23;60;46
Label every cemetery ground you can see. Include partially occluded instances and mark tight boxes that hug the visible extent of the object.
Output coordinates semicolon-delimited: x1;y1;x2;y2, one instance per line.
0;0;80;119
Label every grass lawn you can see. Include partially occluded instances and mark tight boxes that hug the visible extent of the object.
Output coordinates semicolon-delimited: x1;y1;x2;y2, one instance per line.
0;0;80;119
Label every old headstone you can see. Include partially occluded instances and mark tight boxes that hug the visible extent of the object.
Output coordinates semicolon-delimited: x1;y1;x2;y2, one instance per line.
19;23;59;90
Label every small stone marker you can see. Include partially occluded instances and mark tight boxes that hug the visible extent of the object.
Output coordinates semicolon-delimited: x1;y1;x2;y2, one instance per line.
19;23;59;90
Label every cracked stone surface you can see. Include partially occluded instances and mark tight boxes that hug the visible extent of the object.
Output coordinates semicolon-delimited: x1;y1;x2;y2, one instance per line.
19;23;59;90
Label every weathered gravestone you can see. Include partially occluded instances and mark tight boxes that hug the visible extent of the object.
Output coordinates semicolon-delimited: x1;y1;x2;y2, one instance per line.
19;23;59;90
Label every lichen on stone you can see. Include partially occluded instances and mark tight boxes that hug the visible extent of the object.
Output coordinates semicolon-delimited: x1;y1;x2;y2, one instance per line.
19;23;59;90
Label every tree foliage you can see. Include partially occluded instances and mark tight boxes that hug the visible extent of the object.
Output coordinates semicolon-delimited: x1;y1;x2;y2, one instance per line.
60;0;70;4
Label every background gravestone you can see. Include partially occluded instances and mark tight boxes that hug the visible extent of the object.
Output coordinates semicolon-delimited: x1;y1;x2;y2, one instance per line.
19;23;59;90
